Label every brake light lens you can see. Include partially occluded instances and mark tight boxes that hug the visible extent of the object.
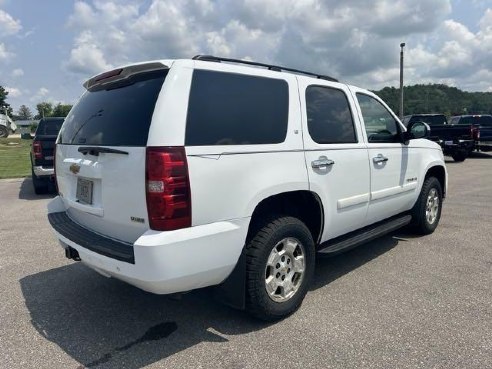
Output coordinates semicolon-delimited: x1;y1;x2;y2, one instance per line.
471;125;480;140
33;140;42;159
145;147;191;231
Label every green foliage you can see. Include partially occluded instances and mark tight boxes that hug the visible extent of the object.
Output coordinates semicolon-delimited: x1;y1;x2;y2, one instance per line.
52;103;72;117
35;102;53;119
373;84;492;117
0;86;13;116
35;102;72;119
17;104;33;120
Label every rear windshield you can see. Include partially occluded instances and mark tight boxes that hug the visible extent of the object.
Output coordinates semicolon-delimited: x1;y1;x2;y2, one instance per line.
36;119;64;135
409;115;447;126
456;116;492;126
58;69;167;146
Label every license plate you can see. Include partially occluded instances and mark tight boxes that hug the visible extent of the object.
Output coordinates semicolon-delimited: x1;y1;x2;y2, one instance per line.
76;178;93;205
45;156;54;160
444;140;453;146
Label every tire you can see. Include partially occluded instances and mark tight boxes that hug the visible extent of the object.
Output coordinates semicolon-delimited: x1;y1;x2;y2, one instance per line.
451;151;467;162
245;216;315;321
32;169;48;195
0;126;8;138
411;177;443;235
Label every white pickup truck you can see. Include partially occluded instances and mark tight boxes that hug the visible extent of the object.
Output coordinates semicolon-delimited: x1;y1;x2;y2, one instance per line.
48;56;447;320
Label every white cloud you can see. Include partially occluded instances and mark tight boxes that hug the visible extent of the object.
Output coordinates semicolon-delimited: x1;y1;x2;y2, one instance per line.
11;68;23;77
5;86;21;98
62;0;492;91
65;31;113;75
0;42;13;61
0;9;21;36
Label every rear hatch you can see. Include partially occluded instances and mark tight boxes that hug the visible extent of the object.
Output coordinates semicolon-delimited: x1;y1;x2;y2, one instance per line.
56;63;169;243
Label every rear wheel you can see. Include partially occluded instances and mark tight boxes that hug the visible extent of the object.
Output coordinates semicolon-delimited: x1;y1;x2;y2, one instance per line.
411;177;443;235
451;151;467;162
245;216;315;321
0;126;8;138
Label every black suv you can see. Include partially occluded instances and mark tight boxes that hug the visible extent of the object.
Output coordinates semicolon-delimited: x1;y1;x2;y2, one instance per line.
30;117;64;194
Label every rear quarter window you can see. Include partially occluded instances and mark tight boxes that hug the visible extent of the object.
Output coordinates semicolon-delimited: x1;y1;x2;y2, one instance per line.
185;70;289;146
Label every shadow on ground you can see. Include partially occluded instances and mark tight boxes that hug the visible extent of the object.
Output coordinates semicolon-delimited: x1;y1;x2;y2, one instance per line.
18;177;56;200
20;233;403;368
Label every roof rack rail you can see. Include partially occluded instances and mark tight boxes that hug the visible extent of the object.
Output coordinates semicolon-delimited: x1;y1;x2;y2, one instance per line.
192;55;338;82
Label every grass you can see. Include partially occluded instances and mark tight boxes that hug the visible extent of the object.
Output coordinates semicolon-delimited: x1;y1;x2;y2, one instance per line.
0;137;32;179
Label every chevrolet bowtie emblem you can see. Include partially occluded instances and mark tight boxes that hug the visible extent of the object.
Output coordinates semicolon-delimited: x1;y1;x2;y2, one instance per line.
69;163;81;175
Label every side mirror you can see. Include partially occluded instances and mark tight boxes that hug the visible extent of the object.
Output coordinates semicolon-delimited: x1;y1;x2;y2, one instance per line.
402;121;430;144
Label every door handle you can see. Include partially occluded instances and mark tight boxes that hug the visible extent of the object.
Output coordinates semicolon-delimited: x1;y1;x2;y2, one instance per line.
311;156;335;169
373;154;389;164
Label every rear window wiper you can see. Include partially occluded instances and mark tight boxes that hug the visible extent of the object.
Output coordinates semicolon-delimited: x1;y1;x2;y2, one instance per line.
78;147;129;156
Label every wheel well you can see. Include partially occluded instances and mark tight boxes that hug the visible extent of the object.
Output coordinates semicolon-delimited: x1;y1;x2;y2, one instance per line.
247;191;324;245
425;166;446;197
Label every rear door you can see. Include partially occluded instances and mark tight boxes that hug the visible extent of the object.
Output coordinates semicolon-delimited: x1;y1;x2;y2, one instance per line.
299;78;370;241
56;64;169;243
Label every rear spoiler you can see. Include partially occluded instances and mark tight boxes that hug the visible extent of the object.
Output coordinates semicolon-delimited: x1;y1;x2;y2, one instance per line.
83;62;169;91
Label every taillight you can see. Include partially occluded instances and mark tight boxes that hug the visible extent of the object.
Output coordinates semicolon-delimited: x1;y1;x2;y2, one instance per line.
33;140;42;159
471;125;480;140
145;147;191;231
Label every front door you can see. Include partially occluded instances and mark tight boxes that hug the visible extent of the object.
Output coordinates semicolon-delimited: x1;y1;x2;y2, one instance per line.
351;89;419;223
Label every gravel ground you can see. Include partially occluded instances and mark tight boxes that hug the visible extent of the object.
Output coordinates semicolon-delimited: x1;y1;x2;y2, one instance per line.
0;154;491;369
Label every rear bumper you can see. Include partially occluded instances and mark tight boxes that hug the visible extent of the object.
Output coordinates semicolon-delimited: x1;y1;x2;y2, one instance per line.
33;165;54;177
47;196;249;295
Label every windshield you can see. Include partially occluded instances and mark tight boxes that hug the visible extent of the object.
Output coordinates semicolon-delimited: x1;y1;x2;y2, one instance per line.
58;69;167;146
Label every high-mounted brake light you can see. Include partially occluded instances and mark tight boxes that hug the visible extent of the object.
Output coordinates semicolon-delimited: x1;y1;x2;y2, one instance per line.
94;68;123;82
145;147;191;231
33;140;42;159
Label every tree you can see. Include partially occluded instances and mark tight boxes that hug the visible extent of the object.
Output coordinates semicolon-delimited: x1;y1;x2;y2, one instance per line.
52;103;72;117
0;85;13;116
17;104;33;120
35;102;53;119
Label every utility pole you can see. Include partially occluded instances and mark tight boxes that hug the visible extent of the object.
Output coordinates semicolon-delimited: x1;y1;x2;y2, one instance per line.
399;42;405;120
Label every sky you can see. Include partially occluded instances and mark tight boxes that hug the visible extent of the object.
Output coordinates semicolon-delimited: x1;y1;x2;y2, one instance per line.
1;0;492;114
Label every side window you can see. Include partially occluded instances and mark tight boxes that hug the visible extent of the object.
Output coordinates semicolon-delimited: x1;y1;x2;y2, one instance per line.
305;86;357;144
356;93;401;143
185;70;289;146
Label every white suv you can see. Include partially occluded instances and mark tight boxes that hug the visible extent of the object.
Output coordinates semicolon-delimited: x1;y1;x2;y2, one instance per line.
48;56;447;320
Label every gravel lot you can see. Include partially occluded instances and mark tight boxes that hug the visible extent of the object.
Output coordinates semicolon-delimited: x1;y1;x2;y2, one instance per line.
0;154;491;369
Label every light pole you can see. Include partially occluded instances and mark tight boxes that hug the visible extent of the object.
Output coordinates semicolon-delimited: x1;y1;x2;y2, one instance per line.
399;42;405;120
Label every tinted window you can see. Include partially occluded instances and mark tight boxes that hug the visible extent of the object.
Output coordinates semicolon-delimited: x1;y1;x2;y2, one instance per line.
185;70;288;146
305;86;357;144
356;93;401;143
410;115;447;126
59;70;167;146
36;118;64;136
478;116;492;126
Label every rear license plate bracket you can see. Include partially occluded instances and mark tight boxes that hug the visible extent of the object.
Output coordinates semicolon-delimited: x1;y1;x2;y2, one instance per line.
76;178;93;205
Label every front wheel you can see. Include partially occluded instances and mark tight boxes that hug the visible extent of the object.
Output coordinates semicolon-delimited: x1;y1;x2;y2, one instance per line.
245;216;315;321
0;126;8;138
411;177;443;235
